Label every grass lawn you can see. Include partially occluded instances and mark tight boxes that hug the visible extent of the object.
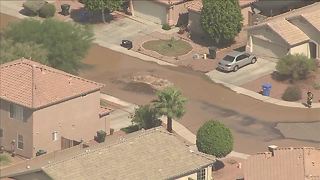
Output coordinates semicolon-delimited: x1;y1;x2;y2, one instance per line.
0;154;11;167
142;39;192;57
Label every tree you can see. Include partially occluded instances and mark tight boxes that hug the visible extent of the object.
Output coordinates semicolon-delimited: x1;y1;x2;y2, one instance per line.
153;86;187;133
82;0;124;23
0;39;48;64
200;0;243;45
276;54;316;80
131;105;161;130
196;120;233;158
3;19;94;74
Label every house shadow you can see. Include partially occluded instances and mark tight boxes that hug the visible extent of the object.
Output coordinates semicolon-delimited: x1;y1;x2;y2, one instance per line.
70;7;115;24
212;160;225;171
190;34;236;49
19;8;37;17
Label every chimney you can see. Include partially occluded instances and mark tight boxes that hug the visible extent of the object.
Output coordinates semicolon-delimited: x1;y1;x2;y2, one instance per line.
268;145;278;156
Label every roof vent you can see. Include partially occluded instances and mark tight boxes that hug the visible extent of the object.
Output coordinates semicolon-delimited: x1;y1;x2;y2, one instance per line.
268;145;278;156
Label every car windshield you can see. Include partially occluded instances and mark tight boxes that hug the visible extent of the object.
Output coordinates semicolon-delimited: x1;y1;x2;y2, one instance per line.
223;55;235;62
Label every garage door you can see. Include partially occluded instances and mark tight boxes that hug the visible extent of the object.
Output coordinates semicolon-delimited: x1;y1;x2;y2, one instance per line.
252;37;288;61
133;1;167;24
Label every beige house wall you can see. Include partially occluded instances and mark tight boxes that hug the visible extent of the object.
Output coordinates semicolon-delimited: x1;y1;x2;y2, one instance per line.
32;91;105;156
241;6;251;26
170;3;188;25
0;100;33;158
290;43;310;57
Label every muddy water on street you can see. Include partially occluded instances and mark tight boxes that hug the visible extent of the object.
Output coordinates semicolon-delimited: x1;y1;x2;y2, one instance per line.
82;45;320;153
1;13;319;153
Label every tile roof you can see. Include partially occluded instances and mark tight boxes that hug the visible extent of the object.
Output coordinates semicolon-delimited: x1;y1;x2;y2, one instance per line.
300;11;320;32
40;128;215;180
99;106;112;118
244;147;320;180
0;58;104;109
154;0;186;5
267;20;310;46
187;0;256;13
249;2;320;46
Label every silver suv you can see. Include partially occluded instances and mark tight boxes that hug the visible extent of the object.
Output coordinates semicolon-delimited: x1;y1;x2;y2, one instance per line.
218;51;257;72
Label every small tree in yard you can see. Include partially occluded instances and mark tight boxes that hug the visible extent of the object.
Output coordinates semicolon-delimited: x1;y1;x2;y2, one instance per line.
276;54;316;80
82;0;124;23
0;39;49;65
3;19;94;74
131;105;161;130
196;120;233;158
153;86;187;133
201;0;243;45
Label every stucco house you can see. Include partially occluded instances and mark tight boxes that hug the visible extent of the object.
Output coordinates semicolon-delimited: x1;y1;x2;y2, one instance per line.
246;2;320;60
128;0;189;26
0;59;111;158
244;146;320;180
187;0;256;38
2;127;216;180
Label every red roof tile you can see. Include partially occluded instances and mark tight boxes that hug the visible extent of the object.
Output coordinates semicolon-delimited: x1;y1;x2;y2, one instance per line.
0;58;104;109
244;147;320;180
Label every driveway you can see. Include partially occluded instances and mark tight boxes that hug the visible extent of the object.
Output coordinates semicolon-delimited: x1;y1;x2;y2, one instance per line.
205;58;276;86
94;17;160;46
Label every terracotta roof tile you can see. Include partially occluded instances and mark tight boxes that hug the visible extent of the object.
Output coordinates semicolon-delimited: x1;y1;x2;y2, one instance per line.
267;20;310;46
0;58;104;109
244;147;320;180
99;106;112;118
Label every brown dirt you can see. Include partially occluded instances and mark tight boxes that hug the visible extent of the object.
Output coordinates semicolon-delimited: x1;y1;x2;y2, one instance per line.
242;71;320;104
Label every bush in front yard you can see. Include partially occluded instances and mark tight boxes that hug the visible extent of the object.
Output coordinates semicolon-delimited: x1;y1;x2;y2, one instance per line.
162;23;171;30
281;86;302;101
276;54;316;80
196;120;233;158
39;3;56;18
23;0;47;16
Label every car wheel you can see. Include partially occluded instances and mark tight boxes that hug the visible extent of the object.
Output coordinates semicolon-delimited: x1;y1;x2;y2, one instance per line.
233;66;239;72
251;57;257;64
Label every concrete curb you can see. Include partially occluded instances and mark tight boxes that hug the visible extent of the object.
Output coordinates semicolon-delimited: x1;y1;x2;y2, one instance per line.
207;77;320;109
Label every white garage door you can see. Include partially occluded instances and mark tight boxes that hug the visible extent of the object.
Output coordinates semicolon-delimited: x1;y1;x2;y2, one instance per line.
252;37;288;61
133;1;167;24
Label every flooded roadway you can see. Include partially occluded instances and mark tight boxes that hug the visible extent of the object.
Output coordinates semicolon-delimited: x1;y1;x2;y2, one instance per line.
1;13;319;154
81;45;320;154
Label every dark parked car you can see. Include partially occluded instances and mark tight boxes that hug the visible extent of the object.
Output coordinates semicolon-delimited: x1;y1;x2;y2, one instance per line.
121;40;133;50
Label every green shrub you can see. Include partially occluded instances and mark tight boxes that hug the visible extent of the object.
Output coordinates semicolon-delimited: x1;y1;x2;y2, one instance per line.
39;3;56;18
276;54;316;80
23;0;46;15
0;154;11;166
281;86;302;101
131;105;161;130
313;82;320;90
121;124;140;134
162;23;171;31
196;120;233;158
95;130;106;143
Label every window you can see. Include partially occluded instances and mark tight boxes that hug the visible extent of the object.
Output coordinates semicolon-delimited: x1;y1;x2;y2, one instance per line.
0;128;3;138
197;168;206;180
17;134;24;150
52;131;58;141
236;54;247;61
9;104;24;121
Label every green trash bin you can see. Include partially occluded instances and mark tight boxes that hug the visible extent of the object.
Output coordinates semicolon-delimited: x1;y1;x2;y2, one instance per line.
208;46;217;59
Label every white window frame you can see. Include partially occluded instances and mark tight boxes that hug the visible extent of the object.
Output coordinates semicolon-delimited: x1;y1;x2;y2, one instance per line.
9;104;24;121
197;168;206;180
52;131;59;141
17;134;24;150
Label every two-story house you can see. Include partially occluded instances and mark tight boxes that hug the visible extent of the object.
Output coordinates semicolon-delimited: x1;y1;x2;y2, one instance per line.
0;58;111;158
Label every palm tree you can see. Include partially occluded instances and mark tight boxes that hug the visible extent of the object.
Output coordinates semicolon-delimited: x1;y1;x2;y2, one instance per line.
153;86;187;133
